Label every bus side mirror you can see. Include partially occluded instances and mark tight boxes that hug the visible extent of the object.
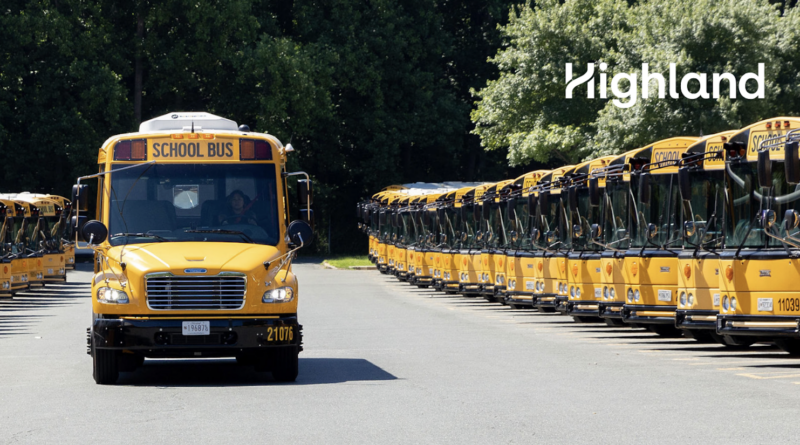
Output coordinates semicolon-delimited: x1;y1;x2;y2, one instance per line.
591;223;601;240
288;220;314;248
71;215;88;242
785;209;800;232
71;184;89;212
646;223;658;239
527;194;537;214
539;192;549;215
300;208;314;228
786;141;800;184
568;187;578;212
589;178;600;207
531;228;540;242
757;149;772;189
298;179;313;206
80;220;108;245
639;174;651;205
678;167;691;202
506;198;516;220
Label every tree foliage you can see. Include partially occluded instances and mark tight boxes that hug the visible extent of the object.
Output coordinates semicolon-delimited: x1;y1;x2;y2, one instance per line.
473;0;800;166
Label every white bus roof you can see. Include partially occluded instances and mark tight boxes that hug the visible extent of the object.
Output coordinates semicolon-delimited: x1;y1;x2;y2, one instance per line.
139;112;239;133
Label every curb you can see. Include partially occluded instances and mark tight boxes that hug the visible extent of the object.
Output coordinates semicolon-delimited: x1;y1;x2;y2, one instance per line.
349;265;377;270
322;261;338;270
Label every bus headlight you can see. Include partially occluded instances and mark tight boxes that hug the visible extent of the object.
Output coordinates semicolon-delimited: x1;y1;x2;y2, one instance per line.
603;286;609;299
2;281;8;290
67;257;75;264
627;289;633;302
610;288;615;299
96;287;129;304
730;297;736;310
688;293;694;306
680;292;687;307
570;286;575;297
263;286;295;303
576;287;581;298
634;290;640;302
722;295;729;311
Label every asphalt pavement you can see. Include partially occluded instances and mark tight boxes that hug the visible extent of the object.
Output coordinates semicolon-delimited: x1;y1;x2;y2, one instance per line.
1;262;800;443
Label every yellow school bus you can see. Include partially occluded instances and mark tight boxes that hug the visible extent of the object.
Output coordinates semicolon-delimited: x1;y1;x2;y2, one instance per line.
503;170;549;309
458;183;495;296
479;180;514;302
435;189;461;293
564;156;616;321
717;117;800;352
23;194;75;269
77;112;313;384
7;199;46;288
621;137;698;335
531;165;575;313
0;201;13;296
595;148;648;326
0;200;30;295
5;194;67;284
673;131;737;342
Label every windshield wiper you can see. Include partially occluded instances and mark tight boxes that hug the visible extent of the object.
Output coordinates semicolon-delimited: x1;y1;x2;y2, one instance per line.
111;232;168;242
184;229;254;243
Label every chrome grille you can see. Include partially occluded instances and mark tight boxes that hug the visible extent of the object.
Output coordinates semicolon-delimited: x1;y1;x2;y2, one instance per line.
146;273;246;310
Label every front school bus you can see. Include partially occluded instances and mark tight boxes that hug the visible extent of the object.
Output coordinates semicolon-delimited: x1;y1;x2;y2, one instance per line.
564;156;617;321
531;165;575;313
6;194;67;284
595;149;647;326
0;200;30;294
673;131;737;342
716;117;800;352
76;112;314;384
411;192;448;288
621;136;698;335
502;171;548;309
479;180;514;302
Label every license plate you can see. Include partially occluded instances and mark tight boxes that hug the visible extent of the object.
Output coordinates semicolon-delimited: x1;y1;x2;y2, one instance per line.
182;321;210;336
525;281;535;290
657;290;672;302
713;293;720;307
757;298;773;312
595;288;602;299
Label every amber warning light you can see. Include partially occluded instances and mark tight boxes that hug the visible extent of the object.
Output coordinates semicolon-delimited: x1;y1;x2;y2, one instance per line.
114;139;147;161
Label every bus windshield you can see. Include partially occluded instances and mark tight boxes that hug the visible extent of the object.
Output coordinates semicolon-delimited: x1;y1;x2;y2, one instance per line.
572;186;601;252
602;180;632;250
511;197;532;250
724;162;762;249
632;174;680;249
682;170;724;249
108;163;280;246
539;191;571;250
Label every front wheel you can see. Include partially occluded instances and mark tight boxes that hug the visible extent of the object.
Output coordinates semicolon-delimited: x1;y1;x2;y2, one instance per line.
93;347;119;385
774;338;800;355
272;347;299;382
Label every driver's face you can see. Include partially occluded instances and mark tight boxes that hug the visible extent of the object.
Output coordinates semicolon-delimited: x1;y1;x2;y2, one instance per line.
230;194;244;212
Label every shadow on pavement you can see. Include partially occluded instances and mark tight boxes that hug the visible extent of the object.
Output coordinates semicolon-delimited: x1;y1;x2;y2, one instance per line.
118;357;398;387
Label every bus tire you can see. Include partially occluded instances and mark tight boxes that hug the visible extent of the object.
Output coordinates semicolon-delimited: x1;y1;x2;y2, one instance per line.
93;347;119;385
272;347;299;382
605;318;626;327
774;339;800;355
712;333;755;348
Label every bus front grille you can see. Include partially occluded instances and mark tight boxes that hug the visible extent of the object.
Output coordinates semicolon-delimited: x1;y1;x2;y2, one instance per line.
145;274;246;310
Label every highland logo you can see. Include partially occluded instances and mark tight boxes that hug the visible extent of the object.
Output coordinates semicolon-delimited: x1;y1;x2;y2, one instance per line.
565;63;765;109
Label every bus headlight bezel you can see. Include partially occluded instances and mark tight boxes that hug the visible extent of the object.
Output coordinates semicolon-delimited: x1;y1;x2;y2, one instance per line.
263;286;295;303
730;296;736;310
680;292;687;307
627;288;633;302
634;289;640;302
722;295;729;311
97;286;129;304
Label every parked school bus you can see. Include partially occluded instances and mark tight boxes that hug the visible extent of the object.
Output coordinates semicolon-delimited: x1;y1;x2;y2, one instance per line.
502;171;545;308
0;201;13;296
75;112;313;384
674;131;737;342
532;165;575;313
6;194;67;284
565;156;615;321
9;200;46;288
595;149;646;326
0;200;30;295
716;117;800;352
458;183;494;296
479;180;513;302
31;194;76;270
621;137;698;335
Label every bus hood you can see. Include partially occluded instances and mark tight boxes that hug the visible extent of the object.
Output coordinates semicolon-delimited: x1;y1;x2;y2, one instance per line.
108;242;282;276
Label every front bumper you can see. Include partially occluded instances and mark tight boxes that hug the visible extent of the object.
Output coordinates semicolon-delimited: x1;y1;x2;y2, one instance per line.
459;282;482;294
555;296;569;314
717;315;800;337
91;316;302;357
568;300;600;317
414;275;433;286
675;309;717;330
622;305;676;325
599;302;624;319
535;294;557;309
378;263;389;273
504;291;534;307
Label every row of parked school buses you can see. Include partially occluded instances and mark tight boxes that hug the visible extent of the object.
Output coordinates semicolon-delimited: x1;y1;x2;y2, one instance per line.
357;117;800;354
0;193;75;297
